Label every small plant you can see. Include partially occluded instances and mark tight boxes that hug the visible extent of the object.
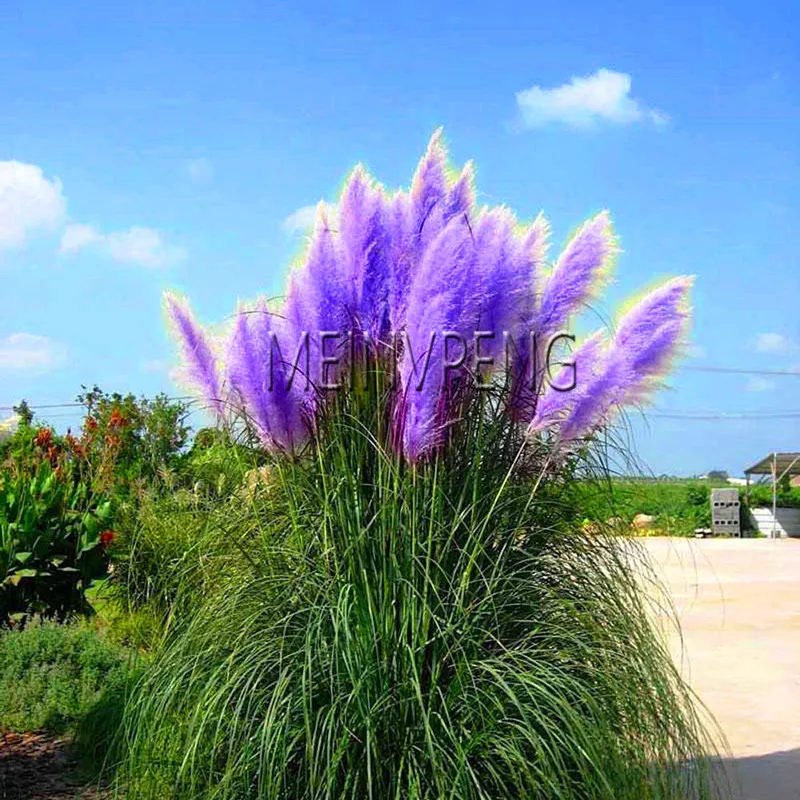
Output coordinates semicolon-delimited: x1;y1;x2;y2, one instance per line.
0;387;193;626
0;445;114;627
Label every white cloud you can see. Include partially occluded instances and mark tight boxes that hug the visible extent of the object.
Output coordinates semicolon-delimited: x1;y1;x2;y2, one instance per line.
0;159;183;266
0;161;66;249
746;376;775;392
140;358;168;373
105;227;186;268
0;333;67;373
516;69;668;130
753;332;796;353
282;204;319;235
59;222;104;254
184;157;214;185
59;224;186;268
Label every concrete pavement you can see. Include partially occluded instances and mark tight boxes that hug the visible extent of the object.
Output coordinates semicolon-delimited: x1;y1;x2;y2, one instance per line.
641;537;800;799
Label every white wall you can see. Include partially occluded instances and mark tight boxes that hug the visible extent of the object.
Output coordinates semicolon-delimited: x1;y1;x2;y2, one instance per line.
750;507;800;538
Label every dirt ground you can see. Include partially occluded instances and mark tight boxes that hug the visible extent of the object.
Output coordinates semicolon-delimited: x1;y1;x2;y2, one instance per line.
641;536;800;800
0;731;107;799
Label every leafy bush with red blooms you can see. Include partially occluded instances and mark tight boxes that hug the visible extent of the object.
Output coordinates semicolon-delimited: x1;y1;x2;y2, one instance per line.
0;441;114;628
0;387;191;627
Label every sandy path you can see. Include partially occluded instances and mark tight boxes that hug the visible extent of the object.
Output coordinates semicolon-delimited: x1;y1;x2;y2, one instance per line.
641;537;800;800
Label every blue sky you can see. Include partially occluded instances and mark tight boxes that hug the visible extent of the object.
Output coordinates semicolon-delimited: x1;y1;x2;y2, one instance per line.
0;0;798;476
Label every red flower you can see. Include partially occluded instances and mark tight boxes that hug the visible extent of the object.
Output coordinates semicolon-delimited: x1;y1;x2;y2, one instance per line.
108;408;126;428
33;428;53;449
64;433;84;459
85;417;98;432
99;530;116;548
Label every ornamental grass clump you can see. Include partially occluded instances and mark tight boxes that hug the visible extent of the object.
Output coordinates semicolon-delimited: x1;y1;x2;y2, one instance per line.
117;131;726;799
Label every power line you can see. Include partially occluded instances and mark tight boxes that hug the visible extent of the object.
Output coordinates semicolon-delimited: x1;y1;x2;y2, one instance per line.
650;412;800;420
682;366;800;376
0;396;196;412
3;392;800;424
0;403;84;411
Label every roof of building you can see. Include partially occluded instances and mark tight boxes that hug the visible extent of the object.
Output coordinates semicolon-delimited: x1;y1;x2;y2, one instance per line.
744;452;800;476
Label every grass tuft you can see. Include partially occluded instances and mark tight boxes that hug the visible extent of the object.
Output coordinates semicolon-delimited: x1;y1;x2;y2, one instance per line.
113;377;727;798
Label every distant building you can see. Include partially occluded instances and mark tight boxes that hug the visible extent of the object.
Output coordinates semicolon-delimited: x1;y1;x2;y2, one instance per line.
744;452;800;538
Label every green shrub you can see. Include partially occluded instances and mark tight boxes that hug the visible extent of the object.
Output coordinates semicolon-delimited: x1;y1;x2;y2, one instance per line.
107;430;265;624
74;385;191;495
181;426;261;497
0;619;137;735
0;388;199;627
0;459;115;626
746;483;800;509
109;488;253;626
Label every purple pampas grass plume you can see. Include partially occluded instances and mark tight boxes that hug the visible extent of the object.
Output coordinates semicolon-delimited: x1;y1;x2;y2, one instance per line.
537;211;617;338
387;190;415;332
337;167;392;343
444;161;475;224
527;331;606;432
388;133;475;333
537;276;693;443
472;207;522;364
389;130;450;336
226;301;308;453
398;214;480;460
515;211;613;421
282;203;353;394
164;292;224;418
296;202;351;338
605;275;694;408
613;276;693;373
503;213;550;418
410;128;448;245
337;165;378;318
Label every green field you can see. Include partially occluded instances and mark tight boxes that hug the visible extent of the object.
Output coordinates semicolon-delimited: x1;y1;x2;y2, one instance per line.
575;478;800;536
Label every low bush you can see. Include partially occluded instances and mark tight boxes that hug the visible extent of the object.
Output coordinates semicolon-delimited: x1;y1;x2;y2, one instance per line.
105;428;265;626
0;619;137;736
0;388;193;626
745;483;800;509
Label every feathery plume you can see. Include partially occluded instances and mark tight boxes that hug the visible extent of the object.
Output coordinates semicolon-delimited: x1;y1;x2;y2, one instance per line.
166;131;692;460
536;276;693;442
444;161;475;224
399;214;479;459
164;292;224;418
227;301;308;453
537;211;617;337
528;332;606;432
